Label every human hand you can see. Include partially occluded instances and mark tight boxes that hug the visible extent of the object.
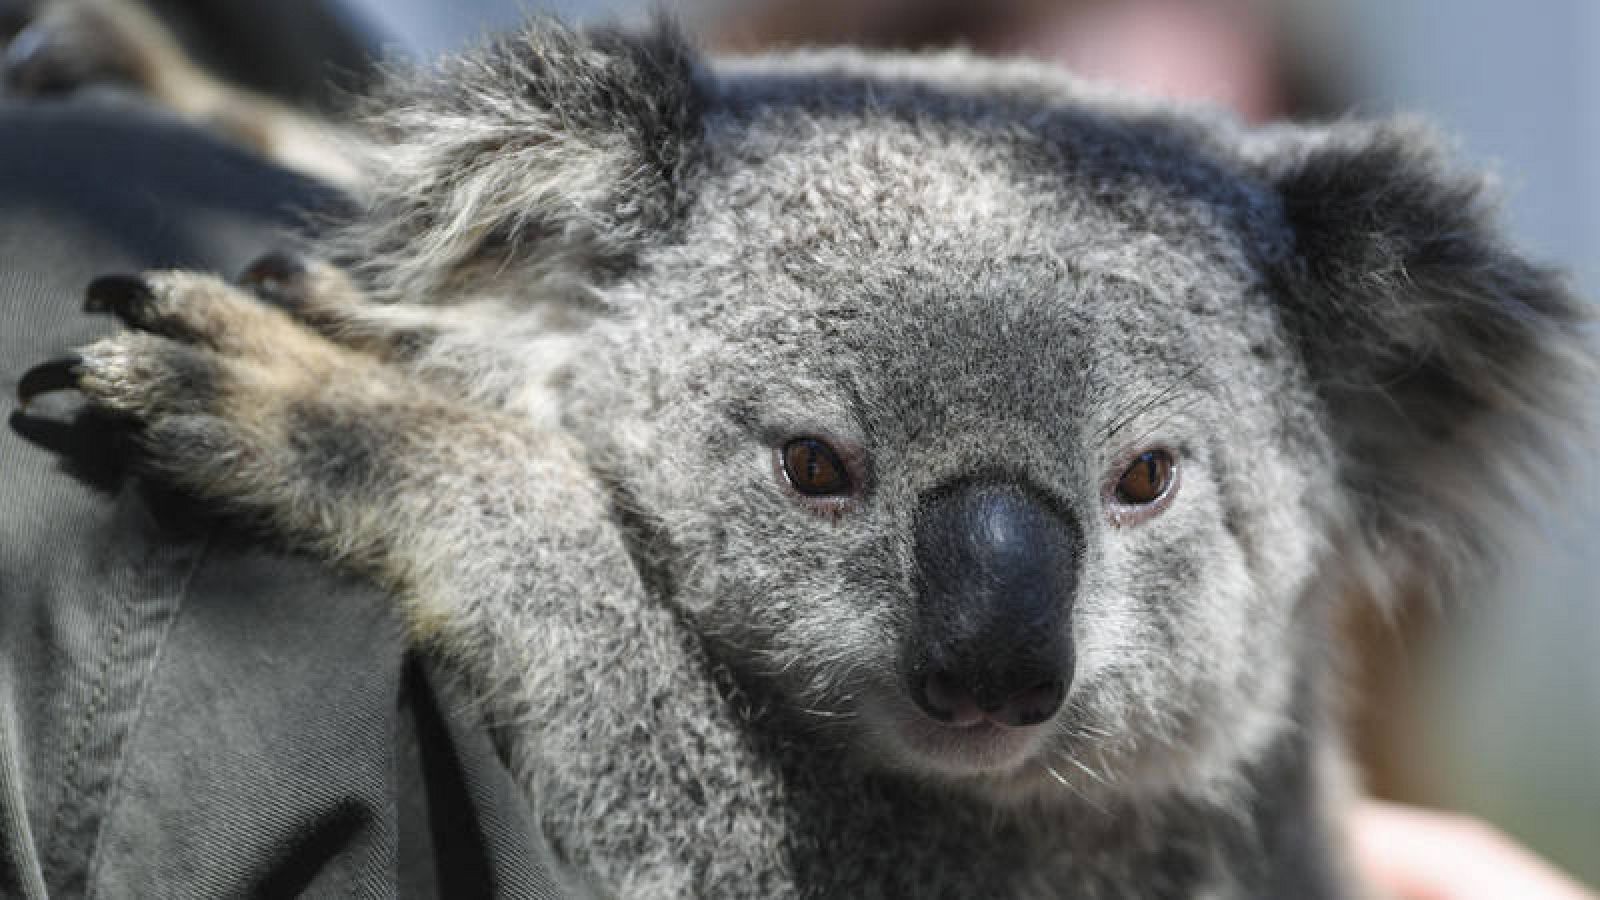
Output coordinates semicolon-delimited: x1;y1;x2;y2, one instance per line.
1354;801;1596;900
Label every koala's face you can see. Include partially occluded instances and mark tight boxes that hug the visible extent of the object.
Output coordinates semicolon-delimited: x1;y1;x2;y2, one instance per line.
579;82;1341;800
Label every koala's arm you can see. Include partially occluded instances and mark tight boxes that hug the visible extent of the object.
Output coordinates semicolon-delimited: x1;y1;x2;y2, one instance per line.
20;266;793;897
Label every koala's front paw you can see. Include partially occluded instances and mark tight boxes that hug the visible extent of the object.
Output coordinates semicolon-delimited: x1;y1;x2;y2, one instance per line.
236;252;443;364
3;0;163;97
18;267;392;505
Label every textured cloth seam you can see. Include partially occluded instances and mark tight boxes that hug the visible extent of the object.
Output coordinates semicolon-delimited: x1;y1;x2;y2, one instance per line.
41;569;138;880
80;529;213;899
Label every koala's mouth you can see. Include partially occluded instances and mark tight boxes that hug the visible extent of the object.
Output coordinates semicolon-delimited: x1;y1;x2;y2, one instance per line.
873;698;1047;777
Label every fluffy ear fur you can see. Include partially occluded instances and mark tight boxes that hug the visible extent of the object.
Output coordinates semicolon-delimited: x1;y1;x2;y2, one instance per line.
324;19;704;303
1262;120;1594;599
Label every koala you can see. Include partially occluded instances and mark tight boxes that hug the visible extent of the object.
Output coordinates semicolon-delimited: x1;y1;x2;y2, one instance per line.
18;18;1593;899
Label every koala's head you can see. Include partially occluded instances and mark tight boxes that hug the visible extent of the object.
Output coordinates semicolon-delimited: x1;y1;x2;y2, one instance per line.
346;23;1591;803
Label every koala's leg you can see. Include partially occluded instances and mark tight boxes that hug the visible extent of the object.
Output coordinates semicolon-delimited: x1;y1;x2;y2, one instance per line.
3;1;359;186
18;270;793;896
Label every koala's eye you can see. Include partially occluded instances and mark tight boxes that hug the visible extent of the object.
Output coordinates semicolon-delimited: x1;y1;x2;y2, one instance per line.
1115;450;1174;504
1108;448;1179;524
782;437;852;496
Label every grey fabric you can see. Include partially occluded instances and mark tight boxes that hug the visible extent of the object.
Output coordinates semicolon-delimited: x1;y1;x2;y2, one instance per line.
0;99;562;898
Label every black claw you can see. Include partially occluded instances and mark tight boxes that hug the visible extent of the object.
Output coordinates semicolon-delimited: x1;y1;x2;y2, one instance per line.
17;354;83;406
84;274;153;318
240;251;306;285
239;251;308;307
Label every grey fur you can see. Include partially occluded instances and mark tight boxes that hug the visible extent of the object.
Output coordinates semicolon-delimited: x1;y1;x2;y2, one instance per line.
36;18;1594;899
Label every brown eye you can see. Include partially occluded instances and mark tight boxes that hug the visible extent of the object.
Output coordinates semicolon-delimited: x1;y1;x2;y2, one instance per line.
1114;449;1175;506
782;437;852;496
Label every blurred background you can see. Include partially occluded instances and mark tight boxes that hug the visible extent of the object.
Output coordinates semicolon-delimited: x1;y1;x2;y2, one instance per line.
5;0;1595;885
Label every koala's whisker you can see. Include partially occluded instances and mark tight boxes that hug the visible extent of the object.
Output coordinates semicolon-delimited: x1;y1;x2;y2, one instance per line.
1042;763;1107;813
1054;751;1110;787
1124;410;1191;455
794;706;857;723
1098;362;1209;442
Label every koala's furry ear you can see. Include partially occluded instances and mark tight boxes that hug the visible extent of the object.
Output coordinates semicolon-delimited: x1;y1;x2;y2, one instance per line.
1262;120;1595;598
326;18;704;301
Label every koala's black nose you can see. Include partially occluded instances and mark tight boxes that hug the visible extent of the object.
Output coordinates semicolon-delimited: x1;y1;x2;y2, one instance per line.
907;480;1078;728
